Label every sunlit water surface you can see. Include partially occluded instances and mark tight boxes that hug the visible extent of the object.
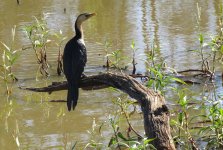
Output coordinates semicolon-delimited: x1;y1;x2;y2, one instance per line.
0;0;223;149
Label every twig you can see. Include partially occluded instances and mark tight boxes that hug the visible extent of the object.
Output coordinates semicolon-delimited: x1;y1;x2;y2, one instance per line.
121;105;143;140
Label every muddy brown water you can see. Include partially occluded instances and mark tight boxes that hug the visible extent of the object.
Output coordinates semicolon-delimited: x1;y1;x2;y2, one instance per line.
0;0;222;149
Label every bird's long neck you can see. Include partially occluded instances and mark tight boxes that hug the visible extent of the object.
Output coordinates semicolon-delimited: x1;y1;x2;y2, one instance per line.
75;21;84;39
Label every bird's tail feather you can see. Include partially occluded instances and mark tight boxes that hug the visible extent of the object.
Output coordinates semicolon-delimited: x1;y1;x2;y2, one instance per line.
67;83;79;111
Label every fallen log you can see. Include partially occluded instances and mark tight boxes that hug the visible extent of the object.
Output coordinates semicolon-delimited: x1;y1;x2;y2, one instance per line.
20;72;176;150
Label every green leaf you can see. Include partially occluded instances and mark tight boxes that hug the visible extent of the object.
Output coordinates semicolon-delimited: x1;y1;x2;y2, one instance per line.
147;80;154;88
199;33;204;44
34;40;41;46
71;141;77;150
117;132;128;141
59;30;62;34
143;138;155;145
12;25;16;42
171;77;187;84
148;144;157;150
15;137;20;147
1;42;10;51
108;137;116;147
23;25;33;38
11;55;19;65
179;96;188;107
178;112;183;124
131;40;135;49
220;45;223;54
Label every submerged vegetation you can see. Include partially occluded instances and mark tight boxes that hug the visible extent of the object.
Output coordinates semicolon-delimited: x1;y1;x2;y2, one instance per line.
1;2;223;150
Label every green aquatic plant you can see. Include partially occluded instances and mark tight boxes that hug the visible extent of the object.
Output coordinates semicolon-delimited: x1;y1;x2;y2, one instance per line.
104;40;112;68
99;40;112;68
195;4;209;72
193;3;223;79
23;14;67;77
170;83;223;149
82;96;156;150
84;118;104;149
199;99;223;149
208;16;223;77
146;41;165;93
110;97;156;150
12;120;21;149
170;88;199;150
99;40;132;70
106;49;128;70
54;30;67;75
146;63;171;93
23;14;51;77
146;41;184;94
0;26;20;94
99;40;141;72
130;40;139;75
0;95;19;148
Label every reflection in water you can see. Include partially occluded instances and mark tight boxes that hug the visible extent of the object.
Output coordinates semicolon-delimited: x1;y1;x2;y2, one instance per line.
0;0;222;149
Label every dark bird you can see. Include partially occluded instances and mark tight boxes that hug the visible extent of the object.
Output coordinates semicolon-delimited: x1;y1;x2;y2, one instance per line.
63;13;96;111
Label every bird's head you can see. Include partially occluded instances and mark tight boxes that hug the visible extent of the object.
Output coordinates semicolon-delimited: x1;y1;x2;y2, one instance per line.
76;13;96;25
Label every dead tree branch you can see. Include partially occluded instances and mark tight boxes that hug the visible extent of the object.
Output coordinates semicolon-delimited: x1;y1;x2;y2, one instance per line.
20;72;176;150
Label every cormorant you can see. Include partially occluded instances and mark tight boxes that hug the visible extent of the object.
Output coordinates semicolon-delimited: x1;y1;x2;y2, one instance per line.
63;13;96;111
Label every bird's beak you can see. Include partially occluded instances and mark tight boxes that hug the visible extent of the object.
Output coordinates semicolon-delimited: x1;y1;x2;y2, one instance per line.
87;13;97;18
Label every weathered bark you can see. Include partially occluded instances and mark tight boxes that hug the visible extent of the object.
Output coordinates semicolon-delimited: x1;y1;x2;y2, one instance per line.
21;72;176;150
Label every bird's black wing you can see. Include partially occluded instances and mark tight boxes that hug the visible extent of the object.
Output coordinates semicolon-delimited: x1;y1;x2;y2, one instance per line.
63;38;87;110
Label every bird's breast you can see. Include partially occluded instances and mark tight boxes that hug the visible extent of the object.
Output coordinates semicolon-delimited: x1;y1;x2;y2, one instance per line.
78;38;85;46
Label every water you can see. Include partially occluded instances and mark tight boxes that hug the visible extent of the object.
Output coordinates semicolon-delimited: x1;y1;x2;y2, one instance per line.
0;0;222;149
